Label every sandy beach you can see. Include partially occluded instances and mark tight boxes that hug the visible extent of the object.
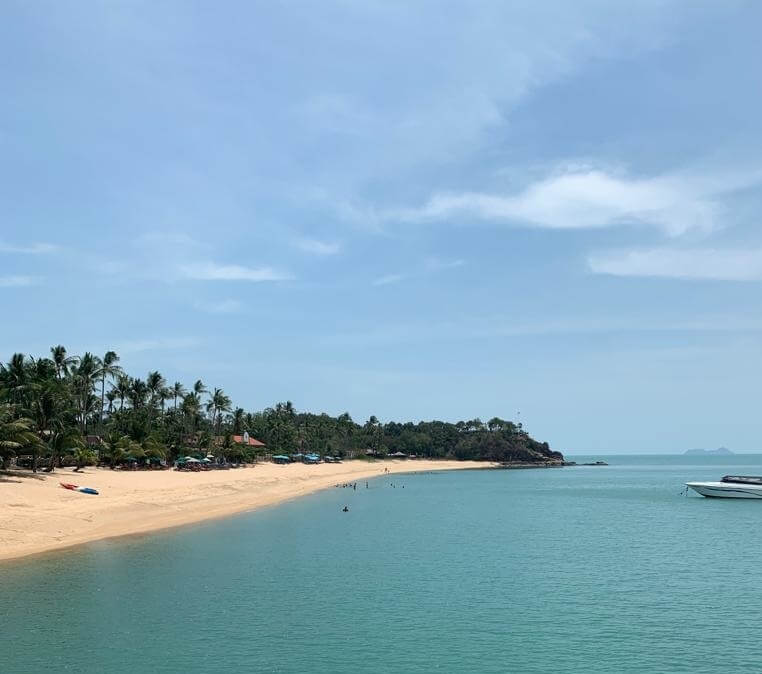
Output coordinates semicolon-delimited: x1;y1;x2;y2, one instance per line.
0;460;490;562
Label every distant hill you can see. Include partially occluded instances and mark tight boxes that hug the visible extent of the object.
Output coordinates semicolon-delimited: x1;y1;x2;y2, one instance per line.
684;447;733;456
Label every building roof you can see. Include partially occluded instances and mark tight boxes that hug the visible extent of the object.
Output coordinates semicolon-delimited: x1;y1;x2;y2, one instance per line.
232;435;265;447
214;435;265;447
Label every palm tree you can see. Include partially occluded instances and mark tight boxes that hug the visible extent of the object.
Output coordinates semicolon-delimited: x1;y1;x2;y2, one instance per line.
128;378;149;409
206;388;232;439
181;392;201;433
96;351;123;426
171;382;186;409
73;446;96;472
27;366;74;472
232;407;245;434
102;432;132;468
70;353;99;433
0;353;30;407
0;404;40;470
50;345;77;380
146;371;166;409
43;422;83;473
114;374;131;411
193;379;207;397
158;387;172;415
105;389;117;415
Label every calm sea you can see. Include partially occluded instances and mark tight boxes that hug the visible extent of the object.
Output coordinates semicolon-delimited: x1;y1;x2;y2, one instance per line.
4;455;762;673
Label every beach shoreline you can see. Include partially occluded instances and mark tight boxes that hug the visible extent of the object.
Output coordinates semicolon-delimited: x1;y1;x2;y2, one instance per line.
0;459;494;563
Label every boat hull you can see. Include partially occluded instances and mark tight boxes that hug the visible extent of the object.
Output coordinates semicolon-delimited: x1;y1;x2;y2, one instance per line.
686;481;762;498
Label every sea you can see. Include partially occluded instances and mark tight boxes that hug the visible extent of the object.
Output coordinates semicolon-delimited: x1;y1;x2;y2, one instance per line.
4;455;762;673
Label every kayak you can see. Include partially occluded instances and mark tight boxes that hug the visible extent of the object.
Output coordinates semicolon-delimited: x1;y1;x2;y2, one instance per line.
60;482;99;495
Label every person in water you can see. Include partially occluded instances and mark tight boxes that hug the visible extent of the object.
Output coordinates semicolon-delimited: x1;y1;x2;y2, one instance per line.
342;505;349;512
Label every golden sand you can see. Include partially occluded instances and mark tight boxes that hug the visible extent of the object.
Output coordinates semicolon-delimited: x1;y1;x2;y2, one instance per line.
0;460;490;561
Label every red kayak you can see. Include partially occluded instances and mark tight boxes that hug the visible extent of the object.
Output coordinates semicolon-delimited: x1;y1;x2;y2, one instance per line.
60;482;99;495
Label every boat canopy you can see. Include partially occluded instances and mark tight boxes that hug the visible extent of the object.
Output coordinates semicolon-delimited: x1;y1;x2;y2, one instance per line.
721;475;762;485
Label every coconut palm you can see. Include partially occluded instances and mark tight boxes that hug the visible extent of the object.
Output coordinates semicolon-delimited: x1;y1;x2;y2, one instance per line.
113;374;131;411
101;432;134;468
232;407;245;434
128;378;149;409
206;388;232;438
70;353;100;433
44;424;83;473
146;371;166;409
0;403;41;470
96;351;122;425
105;389;118;415
0;353;30;407
171;382;186;409
73;446;96;472
50;345;78;380
181;392;201;433
158;387;172;415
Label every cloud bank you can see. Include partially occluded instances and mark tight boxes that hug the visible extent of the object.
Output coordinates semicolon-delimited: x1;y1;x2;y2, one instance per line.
400;167;762;237
589;247;762;281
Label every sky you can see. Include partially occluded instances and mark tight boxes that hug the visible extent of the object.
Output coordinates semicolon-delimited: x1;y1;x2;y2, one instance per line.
2;1;762;454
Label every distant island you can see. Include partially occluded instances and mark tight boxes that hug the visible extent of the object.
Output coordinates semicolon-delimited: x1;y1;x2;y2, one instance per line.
684;447;734;456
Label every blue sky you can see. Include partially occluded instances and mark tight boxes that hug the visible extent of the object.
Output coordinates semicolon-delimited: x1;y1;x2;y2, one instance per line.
3;1;762;453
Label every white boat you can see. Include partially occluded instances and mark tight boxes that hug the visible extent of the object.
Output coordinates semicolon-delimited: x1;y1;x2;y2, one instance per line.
686;475;762;498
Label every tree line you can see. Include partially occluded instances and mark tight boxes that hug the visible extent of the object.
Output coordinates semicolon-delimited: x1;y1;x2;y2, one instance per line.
0;346;562;471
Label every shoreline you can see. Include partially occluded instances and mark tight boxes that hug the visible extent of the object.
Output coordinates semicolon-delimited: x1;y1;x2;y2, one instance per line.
0;460;495;563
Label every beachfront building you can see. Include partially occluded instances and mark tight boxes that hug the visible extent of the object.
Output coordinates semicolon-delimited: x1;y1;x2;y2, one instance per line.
213;434;266;449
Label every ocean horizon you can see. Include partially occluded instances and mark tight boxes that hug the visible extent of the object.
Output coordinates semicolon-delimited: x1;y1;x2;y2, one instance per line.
4;455;762;673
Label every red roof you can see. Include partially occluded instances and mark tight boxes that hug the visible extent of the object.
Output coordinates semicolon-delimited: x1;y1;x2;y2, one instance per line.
233;435;265;447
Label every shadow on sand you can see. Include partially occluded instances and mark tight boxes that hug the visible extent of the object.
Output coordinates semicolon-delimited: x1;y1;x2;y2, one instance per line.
0;470;49;484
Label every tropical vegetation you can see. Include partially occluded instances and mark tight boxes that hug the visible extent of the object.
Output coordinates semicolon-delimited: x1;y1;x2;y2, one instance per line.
0;346;561;472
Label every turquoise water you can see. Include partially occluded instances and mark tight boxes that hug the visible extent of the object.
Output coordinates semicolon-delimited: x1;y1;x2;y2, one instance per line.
4;456;762;673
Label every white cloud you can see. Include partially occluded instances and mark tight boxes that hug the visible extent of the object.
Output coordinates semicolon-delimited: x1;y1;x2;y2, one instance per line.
588;247;762;281
195;299;244;314
295;238;342;255
373;273;406;286
179;262;294;282
372;258;465;286
0;275;41;287
0;242;58;254
425;257;465;271
399;167;762;237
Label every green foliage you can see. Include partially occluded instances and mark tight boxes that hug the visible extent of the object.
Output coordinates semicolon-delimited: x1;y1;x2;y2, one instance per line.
1;348;561;471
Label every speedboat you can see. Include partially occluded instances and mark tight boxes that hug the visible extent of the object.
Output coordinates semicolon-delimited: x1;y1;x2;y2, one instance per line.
686;475;762;498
